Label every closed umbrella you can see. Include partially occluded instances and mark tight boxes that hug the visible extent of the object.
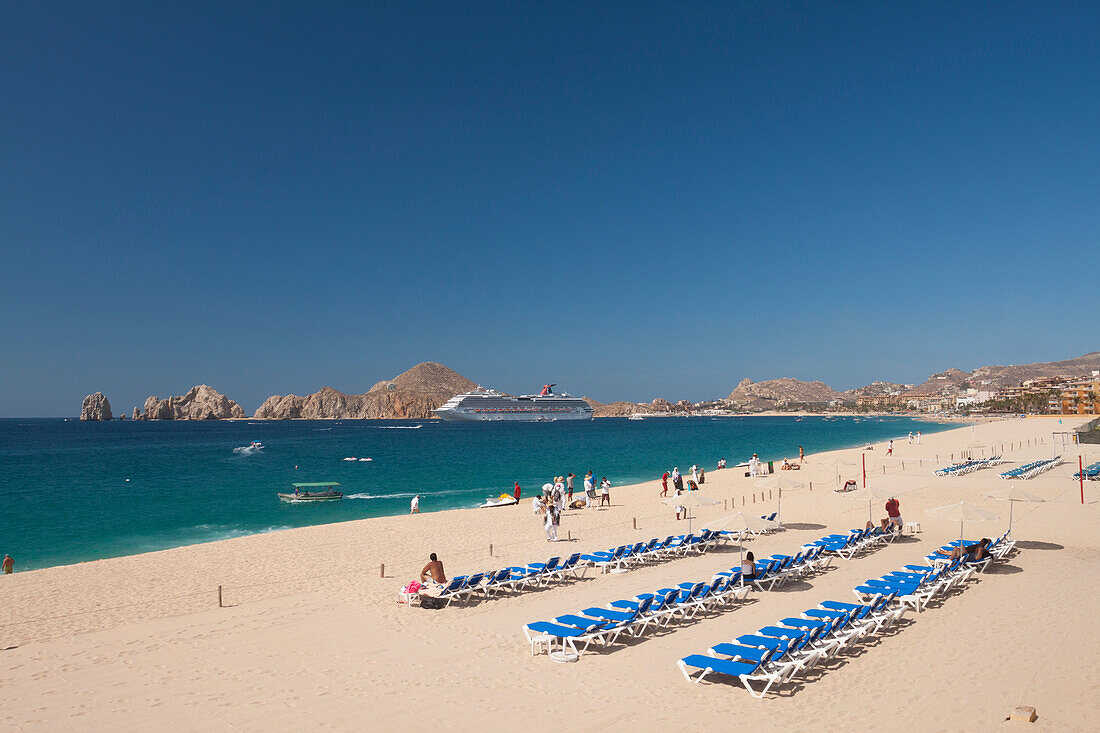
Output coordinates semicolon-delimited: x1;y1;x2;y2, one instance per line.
661;493;719;533
925;501;1000;550
757;475;803;523
982;485;1043;537
818;458;857;491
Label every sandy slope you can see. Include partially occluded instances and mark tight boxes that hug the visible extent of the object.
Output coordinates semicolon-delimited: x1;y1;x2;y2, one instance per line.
2;416;1097;731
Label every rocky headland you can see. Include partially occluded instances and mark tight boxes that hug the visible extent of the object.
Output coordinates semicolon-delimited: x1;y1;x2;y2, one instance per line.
132;385;246;420
253;362;477;420
79;392;113;421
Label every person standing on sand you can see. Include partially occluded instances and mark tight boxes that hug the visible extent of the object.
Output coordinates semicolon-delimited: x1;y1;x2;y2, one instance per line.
886;440;893;456
566;473;575;503
545;503;558;541
691;464;699;484
672;467;683;492
799;446;804;464
514;481;521;504
698;467;705;485
916;431;921;444
410;494;420;514
2;554;12;574
661;470;670;497
908;432;913;445
673;487;684;520
599;477;611;507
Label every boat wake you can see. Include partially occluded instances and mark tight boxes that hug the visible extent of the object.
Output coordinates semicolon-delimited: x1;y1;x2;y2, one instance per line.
345;488;471;500
376;424;423;429
232;445;263;456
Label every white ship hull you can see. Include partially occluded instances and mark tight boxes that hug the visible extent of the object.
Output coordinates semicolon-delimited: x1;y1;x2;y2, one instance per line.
434;409;592;422
433;385;594;422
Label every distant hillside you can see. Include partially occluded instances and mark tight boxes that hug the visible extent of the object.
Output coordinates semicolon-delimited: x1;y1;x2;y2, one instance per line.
967;351;1100;388
726;377;842;407
842;381;912;399
254;363;476;419
584;397;654;417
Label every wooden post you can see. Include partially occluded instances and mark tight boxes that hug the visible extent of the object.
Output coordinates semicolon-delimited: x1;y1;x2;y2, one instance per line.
380;563;385;578
632;517;637;530
568;530;572;540
753;494;756;504
218;585;223;608
724;499;728;510
489;544;493;556
809;481;812;491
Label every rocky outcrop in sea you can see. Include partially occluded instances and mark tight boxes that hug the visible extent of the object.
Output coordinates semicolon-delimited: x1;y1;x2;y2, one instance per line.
253;362;477;420
132;385;246;420
80;392;113;421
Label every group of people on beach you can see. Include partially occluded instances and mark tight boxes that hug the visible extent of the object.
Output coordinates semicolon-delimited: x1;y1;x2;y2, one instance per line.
528;470;612;541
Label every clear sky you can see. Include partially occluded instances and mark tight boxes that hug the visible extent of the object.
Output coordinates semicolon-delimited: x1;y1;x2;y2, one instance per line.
2;2;1097;416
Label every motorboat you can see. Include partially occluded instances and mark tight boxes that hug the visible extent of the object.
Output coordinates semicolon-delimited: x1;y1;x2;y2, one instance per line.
278;482;343;502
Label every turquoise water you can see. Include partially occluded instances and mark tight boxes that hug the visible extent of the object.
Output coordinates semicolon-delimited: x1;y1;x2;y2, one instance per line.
0;416;953;570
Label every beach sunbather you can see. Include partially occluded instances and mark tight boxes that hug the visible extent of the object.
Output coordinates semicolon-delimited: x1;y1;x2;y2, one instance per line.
741;551;757;581
420;553;446;584
936;538;991;561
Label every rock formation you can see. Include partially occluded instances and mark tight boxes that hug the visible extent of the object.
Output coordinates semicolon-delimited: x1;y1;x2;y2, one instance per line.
254;362;478;420
80;392;113;421
584;397;654;417
726;377;842;408
132;385;246;420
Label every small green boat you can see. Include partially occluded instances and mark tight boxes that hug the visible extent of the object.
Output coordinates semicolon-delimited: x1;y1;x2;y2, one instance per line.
278;482;343;502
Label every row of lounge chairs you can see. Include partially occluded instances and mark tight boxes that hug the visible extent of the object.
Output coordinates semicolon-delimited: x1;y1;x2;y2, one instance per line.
522;535;843;659
428;531;727;607
999;456;1061;479
1073;461;1100;481
808;525;896;560
934;456;1004;476
677;537;1016;697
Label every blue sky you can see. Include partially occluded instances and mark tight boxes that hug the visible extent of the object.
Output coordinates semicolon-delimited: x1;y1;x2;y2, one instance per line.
1;2;1097;416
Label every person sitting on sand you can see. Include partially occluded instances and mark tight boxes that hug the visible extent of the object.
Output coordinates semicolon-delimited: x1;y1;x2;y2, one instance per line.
936;538;991;562
781;458;791;470
420;553;446;585
741;551;757;581
838;479;857;492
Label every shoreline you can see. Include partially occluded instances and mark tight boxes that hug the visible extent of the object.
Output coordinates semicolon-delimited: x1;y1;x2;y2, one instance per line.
6;415;966;574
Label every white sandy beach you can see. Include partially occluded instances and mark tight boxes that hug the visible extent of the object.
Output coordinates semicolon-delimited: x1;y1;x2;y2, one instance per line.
2;417;1098;731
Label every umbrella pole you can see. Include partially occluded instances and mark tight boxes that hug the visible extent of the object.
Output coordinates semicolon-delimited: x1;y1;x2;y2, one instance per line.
778;488;782;523
1008;500;1014;537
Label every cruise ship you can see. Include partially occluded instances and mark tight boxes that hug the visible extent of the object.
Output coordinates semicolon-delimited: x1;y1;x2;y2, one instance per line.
433;384;594;422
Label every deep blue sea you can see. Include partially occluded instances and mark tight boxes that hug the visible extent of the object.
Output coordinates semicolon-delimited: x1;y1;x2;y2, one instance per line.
0;416;954;570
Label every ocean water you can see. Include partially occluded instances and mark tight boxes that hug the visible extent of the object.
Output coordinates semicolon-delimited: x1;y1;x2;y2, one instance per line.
0;416;954;571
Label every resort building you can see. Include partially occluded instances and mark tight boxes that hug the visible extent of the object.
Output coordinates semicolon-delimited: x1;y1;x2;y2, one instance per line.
1049;374;1100;415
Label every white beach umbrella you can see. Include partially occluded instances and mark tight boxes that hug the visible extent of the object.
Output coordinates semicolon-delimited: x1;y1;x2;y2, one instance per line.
757;475;803;523
926;501;1000;549
982;485;1044;537
700;512;778;584
661;493;719;533
841;484;897;524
